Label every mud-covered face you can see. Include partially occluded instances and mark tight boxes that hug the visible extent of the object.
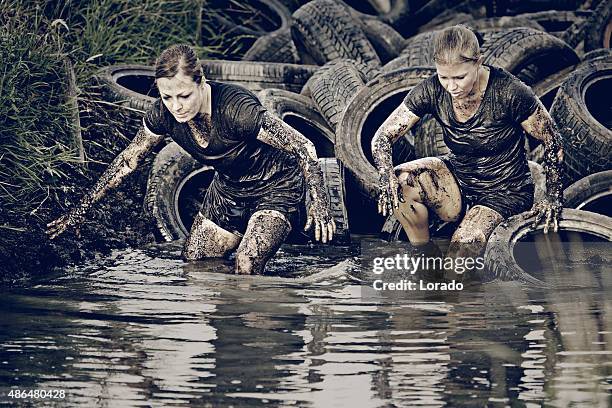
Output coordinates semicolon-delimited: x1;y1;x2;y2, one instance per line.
157;72;206;123
435;60;481;100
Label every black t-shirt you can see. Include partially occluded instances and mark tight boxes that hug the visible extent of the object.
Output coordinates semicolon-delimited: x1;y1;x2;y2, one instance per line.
144;81;300;192
403;65;539;195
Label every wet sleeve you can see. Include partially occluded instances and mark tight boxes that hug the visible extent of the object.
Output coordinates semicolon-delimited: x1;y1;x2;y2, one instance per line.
402;77;435;118
143;99;168;136
509;78;540;124
226;88;267;141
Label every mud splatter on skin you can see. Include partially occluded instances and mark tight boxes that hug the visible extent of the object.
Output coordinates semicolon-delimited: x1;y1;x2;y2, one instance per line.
235;210;290;275
371;104;421;216
47;126;164;239
187;113;212;148
521;104;564;233
393;158;462;245
450;66;488;122
259;112;335;242
182;213;240;260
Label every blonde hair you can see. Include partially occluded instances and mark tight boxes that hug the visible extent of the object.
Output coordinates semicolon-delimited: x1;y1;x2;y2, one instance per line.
433;25;482;65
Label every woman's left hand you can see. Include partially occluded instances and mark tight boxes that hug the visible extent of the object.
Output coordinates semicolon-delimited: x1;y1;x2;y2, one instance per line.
305;197;336;244
528;195;563;233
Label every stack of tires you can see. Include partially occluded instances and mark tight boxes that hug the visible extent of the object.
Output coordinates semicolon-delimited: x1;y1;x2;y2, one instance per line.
95;0;611;257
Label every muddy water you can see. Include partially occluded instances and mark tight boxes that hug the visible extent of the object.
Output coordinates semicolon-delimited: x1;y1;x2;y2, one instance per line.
0;238;611;407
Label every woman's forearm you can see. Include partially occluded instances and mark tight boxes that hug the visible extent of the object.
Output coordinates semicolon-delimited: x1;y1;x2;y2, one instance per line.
259;112;326;202
521;105;564;201
371;104;420;176
71;126;162;219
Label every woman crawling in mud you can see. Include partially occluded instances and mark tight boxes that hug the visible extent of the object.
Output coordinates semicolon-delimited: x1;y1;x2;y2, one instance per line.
47;44;335;274
371;25;564;259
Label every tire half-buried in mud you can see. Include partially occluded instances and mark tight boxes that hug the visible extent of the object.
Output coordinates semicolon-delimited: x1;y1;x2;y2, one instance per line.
550;56;612;183
146;145;350;245
564;170;612;217
483;208;612;287
335;67;434;201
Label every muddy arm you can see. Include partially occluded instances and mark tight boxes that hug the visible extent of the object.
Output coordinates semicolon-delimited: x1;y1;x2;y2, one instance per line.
257;111;335;243
521;104;564;232
371;103;420;215
47;122;164;239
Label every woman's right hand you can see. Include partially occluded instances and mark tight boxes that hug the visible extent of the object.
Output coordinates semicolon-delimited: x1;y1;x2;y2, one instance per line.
46;209;84;240
377;170;402;216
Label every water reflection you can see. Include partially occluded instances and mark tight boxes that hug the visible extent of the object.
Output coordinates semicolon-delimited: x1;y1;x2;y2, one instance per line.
0;239;610;407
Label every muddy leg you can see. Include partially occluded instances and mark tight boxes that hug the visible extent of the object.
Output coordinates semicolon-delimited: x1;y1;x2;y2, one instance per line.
182;211;241;260
394;157;462;246
235;210;291;275
447;205;504;273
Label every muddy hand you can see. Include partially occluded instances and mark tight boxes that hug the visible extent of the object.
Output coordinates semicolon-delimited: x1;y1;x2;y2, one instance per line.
528;198;562;234
46;210;83;240
305;200;336;244
377;171;402;217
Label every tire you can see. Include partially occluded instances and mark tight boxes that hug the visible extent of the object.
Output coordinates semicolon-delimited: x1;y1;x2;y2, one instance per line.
380;160;546;242
384;31;436;72
145;142;213;241
96;64;158;111
550;56;612;183
243;28;301;64
257;88;336;157
290;0;381;68
496;0;582;15
361;17;406;64
483;208;612;287
201;0;292;59
202;59;318;93
583;48;612;61
318;158;351;245
335;67;435;201
564;170;612;216
516;10;590;33
531;64;577;109
480;28;580;85
387;0;471;37
308;59;369;130
414;116;449;158
339;0;410;32
418;13;545;34
96;61;318;111
584;0;612;51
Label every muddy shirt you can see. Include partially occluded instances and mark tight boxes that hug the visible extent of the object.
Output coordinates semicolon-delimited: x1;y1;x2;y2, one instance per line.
403;65;539;208
144;81;303;197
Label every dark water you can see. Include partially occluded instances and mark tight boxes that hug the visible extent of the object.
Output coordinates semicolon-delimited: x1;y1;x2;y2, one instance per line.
1;238;611;407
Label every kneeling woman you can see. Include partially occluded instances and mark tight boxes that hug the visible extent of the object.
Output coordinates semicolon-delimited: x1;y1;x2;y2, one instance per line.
371;25;563;257
48;44;335;274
